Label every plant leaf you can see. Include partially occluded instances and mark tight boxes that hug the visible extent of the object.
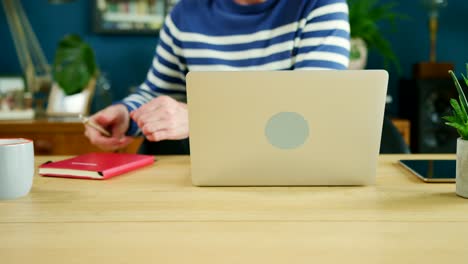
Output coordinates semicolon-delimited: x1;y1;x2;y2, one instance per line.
449;70;468;114
443;115;457;123
449;99;466;123
445;122;468;140
462;73;468;88
52;34;98;96
460;95;468;123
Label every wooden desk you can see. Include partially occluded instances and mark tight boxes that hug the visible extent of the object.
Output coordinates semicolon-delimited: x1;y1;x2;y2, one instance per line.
1;154;468;263
0;119;142;155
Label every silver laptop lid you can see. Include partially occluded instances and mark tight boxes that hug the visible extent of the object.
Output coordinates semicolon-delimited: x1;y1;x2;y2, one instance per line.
187;70;388;186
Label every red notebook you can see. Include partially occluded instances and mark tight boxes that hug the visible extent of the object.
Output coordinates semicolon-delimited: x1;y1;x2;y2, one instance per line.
39;153;155;180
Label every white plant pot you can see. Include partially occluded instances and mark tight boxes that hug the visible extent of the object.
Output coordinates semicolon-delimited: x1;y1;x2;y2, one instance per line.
456;138;468;198
348;38;368;70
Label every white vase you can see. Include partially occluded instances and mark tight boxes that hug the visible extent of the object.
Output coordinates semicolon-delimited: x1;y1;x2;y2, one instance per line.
456;138;468;198
348;38;368;70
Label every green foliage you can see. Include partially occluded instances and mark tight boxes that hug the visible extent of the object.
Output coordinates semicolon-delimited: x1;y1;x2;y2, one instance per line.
347;0;406;72
52;34;98;96
443;66;468;140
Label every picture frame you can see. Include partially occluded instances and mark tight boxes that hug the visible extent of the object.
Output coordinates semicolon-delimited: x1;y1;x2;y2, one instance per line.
0;75;34;120
46;79;96;117
93;0;171;34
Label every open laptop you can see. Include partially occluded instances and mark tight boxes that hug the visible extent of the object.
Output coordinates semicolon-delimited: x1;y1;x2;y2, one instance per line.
186;70;388;186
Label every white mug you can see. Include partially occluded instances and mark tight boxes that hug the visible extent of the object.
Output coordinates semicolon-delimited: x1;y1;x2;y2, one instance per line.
0;138;34;200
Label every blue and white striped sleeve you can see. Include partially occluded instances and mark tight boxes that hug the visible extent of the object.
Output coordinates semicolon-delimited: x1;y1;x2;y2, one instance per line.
294;0;350;70
121;15;188;136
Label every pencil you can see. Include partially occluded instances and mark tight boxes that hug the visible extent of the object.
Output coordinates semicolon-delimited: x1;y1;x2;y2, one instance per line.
79;114;111;137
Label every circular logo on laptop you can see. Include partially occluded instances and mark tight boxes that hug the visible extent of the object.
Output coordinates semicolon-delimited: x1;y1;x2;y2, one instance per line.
265;112;309;149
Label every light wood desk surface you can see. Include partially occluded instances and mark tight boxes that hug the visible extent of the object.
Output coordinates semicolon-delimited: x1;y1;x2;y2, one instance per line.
1;154;468;263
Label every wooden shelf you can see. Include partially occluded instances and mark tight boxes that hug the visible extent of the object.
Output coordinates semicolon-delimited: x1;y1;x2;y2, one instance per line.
0;118;143;155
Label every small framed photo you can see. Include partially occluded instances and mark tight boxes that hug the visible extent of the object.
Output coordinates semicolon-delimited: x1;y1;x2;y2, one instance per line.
93;0;170;34
0;76;34;120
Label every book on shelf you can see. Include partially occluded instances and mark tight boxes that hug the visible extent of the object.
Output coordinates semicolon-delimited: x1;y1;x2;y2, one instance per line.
39;152;155;180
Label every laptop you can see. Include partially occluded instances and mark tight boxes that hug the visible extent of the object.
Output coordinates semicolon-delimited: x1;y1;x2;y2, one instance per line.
186;70;388;186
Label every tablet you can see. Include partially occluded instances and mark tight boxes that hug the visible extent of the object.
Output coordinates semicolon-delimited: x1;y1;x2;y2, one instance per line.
398;159;456;183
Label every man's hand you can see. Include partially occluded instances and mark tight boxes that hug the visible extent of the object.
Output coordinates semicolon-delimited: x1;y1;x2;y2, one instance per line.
84;104;134;151
130;96;189;142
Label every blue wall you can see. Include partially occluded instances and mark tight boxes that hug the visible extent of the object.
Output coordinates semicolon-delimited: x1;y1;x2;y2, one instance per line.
367;0;468;114
0;0;157;109
1;0;468;114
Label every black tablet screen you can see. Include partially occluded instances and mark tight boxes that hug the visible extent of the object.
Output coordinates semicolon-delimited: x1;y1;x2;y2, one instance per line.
399;159;455;181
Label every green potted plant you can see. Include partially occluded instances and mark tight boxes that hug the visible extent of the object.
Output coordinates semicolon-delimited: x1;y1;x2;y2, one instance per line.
47;34;99;116
52;34;98;96
347;0;404;72
443;65;468;198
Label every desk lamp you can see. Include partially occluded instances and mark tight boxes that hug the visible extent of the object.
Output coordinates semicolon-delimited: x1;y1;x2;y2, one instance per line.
422;0;448;63
1;0;75;98
413;0;453;79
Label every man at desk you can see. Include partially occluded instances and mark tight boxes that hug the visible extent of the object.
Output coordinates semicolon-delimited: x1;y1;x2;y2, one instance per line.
85;0;350;154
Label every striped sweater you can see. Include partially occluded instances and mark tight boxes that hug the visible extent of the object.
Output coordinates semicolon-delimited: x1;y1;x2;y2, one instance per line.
123;0;350;135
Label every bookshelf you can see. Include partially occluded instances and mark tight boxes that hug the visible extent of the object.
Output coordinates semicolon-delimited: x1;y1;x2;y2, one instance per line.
93;0;174;34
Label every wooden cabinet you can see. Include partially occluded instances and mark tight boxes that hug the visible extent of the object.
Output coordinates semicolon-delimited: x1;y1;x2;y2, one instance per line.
399;78;458;153
391;118;411;146
0;119;142;155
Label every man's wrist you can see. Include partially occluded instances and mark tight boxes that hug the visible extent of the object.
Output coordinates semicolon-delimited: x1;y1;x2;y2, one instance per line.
113;102;140;136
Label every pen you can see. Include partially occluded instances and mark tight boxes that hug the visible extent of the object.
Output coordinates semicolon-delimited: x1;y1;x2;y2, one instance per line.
79;114;111;137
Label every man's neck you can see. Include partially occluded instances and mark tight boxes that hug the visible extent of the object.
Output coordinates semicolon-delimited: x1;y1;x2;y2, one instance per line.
234;0;266;5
